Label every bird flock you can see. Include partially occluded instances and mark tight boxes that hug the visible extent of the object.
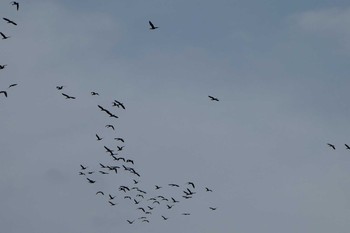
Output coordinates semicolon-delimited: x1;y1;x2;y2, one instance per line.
0;2;19;98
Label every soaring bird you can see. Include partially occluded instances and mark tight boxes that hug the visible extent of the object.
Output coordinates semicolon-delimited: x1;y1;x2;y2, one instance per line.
137;207;146;212
105;125;115;130
3;18;17;25
126;220;134;224
109;194;116;200
136;194;144;199
0;32;10;39
99;171;109;175
205;187;213;192
0;91;8;97
78;172;85;176
161;216;168;220
155;185;162;190
114;137;125;143
96;191;104;195
169;183;179;187
126;159;134;164
134;199;140;204
142;219;150;223
11;2;19;11
62;93;76;99
149;21;158;30
167;204;174;209
91;91;99;96
209;207;217;210
86;178;96;183
80;165;87;170
345;144;350;150
113;100;125;109
0;64;7;69
117;146;124;151
104;146;114;155
8;84;17;89
95;134;103;141
327;143;336;150
182;213;191;215
87;171;94;174
187;182;195;189
56;86;64;90
133;179;139;184
208;95;219;101
109;201;116;206
171;197;179;203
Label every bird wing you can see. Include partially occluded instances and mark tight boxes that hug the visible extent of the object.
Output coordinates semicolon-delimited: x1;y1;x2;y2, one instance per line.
0;91;7;97
149;21;155;28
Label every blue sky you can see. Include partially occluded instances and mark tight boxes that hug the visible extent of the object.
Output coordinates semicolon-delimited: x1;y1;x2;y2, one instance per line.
1;1;350;233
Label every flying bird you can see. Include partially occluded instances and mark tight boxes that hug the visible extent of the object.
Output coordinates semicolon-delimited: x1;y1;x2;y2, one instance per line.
161;216;168;220
86;178;96;183
0;64;7;69
114;137;125;143
3;18;17;25
56;86;64;90
62;93;76;99
109;194;116;200
8;84;17;89
11;2;19;11
171;197;179;203
78;172;85;176
109;201;116;206
117;146;124;151
149;21;158;30
0;32;10;39
155;185;162;190
345;144;350;150
182;213;190;215
142;219;150;223
327;143;336;150
126;159;134;164
105;125;115;130
113;100;125;109
205;187;213;192
91;91;99;96
208;95;219;101
187;182;195;189
96;191;104;195
169;183;179;187
0;91;8;97
99;171;109;175
95;134;103;141
80;165;87;170
209;207;217;210
126;220;134;224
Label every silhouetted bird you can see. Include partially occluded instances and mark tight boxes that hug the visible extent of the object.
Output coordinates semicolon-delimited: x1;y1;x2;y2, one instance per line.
113;100;125;109
109;194;116;200
86;178;96;183
209;207;217;210
0;91;8;97
205;187;213;192
117;146;124;151
62;93;76;99
134;199;140;204
169;183;179;187
127;220;134;224
345;144;350;150
11;2;19;11
87;171;94;174
167;204;174;209
114;137;125;143
133;179;139;184
208;95;219;101
171;197;179;203
99;171;109;175
8;84;17;89
126;159;134;164
0;32;10;39
80;165;87;170
138;207;146;212
182;213;190;215
3;18;17;25
91;91;99;96
124;196;131;200
104;146;115;155
96;134;102;141
0;64;7;69
96;191;104;195
161;216;168;220
327;143;336;150
142;219;150;223
149;21;158;30
187;182;195;189
155;185;162;190
109;201;116;206
79;172;85;175
105;124;115;130
56;86;64;90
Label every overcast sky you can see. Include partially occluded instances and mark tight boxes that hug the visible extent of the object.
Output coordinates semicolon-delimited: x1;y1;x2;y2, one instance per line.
1;0;350;232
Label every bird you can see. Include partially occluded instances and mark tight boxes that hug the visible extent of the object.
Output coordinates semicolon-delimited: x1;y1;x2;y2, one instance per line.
208;95;219;101
147;206;154;210
113;100;125;109
0;32;10;39
155;185;162;190
167;204;174;209
87;171;94;174
124;196;131;200
78;172;85;176
0;64;7;69
3;18;17;25
134;199;140;204
99;163;106;168
105;125;115;130
80;165;87;170
114;137;125;143
126;159;134;164
86;178;96;183
327;143;336;150
149;21;158;30
161;216;168;220
0;91;8;97
96;191;104;195
109;194;116;200
99;171;109;175
117;146;124;151
8;84;18;89
137;207;146;212
209;207;217;210
169;183;179;187
91;91;99;96
126;220;134;224
182;213;191;215
345;144;350;150
182;195;192;199
133;179;139;184
109;201;116;206
136;194;144;199
142;219;150;223
205;187;213;192
11;2;19;11
153;200;160;204
187;182;195;189
104;146;115;155
95;134;103;141
171;197;179;203
62;93;76;99
56;86;64;90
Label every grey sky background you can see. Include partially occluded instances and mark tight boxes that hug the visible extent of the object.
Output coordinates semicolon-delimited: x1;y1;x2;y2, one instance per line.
1;0;350;232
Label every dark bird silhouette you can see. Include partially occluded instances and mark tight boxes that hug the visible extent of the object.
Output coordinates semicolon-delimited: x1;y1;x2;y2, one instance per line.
209;207;217;210
96;191;104;195
8;84;17;89
153;200;160;204
138;207;146;212
80;165;87;170
0;64;7;69
127;220;134;224
113;100;125;109
182;195;192;199
155;185;162;190
133;179;139;184
104;146;115;155
0;32;10;39
109;201;116;206
145;211;152;215
126;159;134;164
117;157;126;162
149;21;158;30
124;196;131;200
3;18;17;25
96;134;103;141
171;197;179;203
345;144;350;150
99;171;109;175
11;2;19;11
208;95;219;101
205;187;213;192
0;91;8;97
86;178;96;183
56;86;64;90
187;182;195;189
327;143;336;150
142;219;150;223
105;124;115;130
109;194;116;200
134;199;140;204
99;163;106;168
147;206;154;210
117;146;124;151
182;213;190;215
91;91;99;96
167;204;174;209
79;172;85;175
62;93;76;99
136;194;144;199
169;183;179;187
114;137;125;143
87;171;94;174
98;105;118;118
161;216;168;220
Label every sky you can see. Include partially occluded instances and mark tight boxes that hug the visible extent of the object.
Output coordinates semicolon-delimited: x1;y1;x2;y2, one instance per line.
1;0;350;232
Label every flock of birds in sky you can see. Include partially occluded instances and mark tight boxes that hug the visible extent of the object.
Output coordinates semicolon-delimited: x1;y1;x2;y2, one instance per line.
0;2;219;225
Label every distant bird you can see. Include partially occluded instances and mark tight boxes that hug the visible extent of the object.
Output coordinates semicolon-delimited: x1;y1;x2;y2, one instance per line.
86;178;96;183
145;211;152;215
8;84;17;89
109;201;116;206
155;185;162;190
124;196;131;200
147;206;154;210
11;2;19;11
134;199;140;204
149;21;158;30
208;95;219;101
205;187;213;192
142;219;150;223
117;146;124;151
99;171;109;175
109;194;116;200
87;171;94;174
62;93;76;99
99;163;106;168
127;220;134;224
161;216;168;220
113;100;125;109
327;143;336;150
169;183;179;187
133;179;139;184
96;191;104;195
209;207;217;210
187;182;195;189
0;32;10;39
182;195;192;199
167;204;174;209
138;207;146;212
80;165;87;170
3;18;17;26
114;137;125;143
171;197;179;203
136;194;144;199
345;144;350;150
56;86;64;90
126;159;134;164
78;172;85;175
104;146;115;155
91;91;99;96
153;200;160;204
0;64;7;69
182;213;191;215
96;134;103;141
105;124;115;130
0;91;8;97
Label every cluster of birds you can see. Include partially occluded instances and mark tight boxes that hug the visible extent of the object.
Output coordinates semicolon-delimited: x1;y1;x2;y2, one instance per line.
327;143;350;150
0;2;19;98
